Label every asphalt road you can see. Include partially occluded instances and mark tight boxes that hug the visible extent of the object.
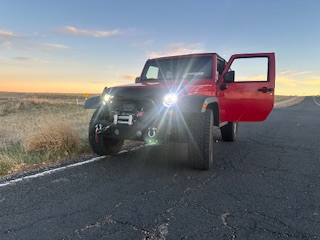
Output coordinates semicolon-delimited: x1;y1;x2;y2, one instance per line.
1;97;320;240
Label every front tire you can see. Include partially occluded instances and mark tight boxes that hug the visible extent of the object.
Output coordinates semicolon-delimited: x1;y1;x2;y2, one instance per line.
88;109;124;156
187;109;214;170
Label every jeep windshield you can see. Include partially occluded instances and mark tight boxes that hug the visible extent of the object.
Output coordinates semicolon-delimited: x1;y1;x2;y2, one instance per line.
141;56;213;81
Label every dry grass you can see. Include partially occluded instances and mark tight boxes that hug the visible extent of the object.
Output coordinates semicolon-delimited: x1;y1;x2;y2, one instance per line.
274;96;305;108
0;92;96;176
24;121;79;153
274;95;297;102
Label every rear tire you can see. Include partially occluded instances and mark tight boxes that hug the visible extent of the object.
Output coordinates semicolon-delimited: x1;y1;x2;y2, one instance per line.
221;122;238;141
187;109;214;170
88;109;124;156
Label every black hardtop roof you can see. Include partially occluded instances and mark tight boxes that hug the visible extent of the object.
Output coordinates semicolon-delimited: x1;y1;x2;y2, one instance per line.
149;53;226;62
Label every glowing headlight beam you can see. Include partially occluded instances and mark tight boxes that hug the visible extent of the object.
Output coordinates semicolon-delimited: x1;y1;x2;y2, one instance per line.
163;93;178;107
103;94;113;104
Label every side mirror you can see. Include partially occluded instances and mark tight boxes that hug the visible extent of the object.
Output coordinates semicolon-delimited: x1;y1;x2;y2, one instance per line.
223;71;235;83
135;77;140;83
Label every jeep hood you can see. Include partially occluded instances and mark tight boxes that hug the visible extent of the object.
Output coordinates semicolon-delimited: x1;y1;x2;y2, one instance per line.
104;83;166;101
103;80;215;99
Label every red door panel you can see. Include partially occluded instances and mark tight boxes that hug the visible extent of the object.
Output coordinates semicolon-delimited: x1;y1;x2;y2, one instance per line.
217;53;275;122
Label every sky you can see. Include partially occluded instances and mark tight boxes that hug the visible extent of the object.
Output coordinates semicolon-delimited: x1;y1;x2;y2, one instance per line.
0;0;320;96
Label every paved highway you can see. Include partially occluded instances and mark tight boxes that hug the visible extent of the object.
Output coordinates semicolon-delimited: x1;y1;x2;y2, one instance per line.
1;97;320;240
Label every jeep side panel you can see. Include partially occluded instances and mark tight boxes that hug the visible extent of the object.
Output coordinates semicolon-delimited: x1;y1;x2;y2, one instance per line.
217;53;275;122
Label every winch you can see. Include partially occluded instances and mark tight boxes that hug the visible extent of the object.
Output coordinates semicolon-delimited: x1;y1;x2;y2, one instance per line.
113;114;134;125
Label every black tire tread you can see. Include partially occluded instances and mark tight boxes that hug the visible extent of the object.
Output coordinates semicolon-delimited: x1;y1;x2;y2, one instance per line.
188;110;213;170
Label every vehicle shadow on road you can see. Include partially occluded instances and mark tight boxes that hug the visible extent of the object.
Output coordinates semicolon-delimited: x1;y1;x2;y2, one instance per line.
100;129;230;174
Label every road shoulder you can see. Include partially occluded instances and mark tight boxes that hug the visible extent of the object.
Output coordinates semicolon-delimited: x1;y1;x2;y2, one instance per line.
274;96;305;108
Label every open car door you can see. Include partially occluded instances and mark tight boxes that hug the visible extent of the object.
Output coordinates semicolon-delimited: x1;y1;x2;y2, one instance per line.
217;53;275;122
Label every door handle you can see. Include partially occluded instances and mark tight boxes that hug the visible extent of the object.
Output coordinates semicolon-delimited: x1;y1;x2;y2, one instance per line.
258;87;273;93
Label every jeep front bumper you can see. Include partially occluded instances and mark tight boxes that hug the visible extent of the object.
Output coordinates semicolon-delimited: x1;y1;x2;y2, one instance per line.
94;108;189;144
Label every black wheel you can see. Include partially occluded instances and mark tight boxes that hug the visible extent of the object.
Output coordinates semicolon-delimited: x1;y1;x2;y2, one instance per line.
220;122;238;141
187;109;214;170
88;109;124;156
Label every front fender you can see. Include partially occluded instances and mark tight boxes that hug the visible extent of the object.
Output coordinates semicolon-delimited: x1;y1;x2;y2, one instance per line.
84;96;101;109
178;95;218;113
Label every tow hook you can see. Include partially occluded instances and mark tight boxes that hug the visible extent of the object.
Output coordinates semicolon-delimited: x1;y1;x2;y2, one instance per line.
95;124;102;143
95;124;112;134
95;124;103;134
148;127;157;138
94;124;112;143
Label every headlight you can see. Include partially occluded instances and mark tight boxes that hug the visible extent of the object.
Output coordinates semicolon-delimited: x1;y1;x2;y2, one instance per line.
103;94;113;104
163;93;178;107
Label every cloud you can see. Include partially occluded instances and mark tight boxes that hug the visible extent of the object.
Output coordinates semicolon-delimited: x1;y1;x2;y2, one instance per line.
277;69;320;87
12;57;32;61
0;30;16;49
302;79;320;85
59;26;122;38
0;30;15;37
1;41;13;50
10;56;49;65
146;43;205;58
41;43;70;52
121;75;137;81
279;70;312;77
277;76;298;86
279;70;293;75
132;40;154;47
43;43;69;49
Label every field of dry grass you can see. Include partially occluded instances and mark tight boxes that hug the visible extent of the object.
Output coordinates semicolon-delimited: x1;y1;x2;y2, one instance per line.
0;92;300;177
0;92;96;176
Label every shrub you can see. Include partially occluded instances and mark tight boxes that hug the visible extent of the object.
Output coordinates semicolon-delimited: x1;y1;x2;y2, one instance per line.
24;120;79;154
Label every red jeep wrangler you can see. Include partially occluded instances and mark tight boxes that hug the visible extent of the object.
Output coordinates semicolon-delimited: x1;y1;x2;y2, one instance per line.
84;53;275;170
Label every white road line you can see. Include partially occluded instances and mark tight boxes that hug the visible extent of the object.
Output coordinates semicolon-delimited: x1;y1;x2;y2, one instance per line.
0;156;105;188
0;144;145;188
313;96;320;107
